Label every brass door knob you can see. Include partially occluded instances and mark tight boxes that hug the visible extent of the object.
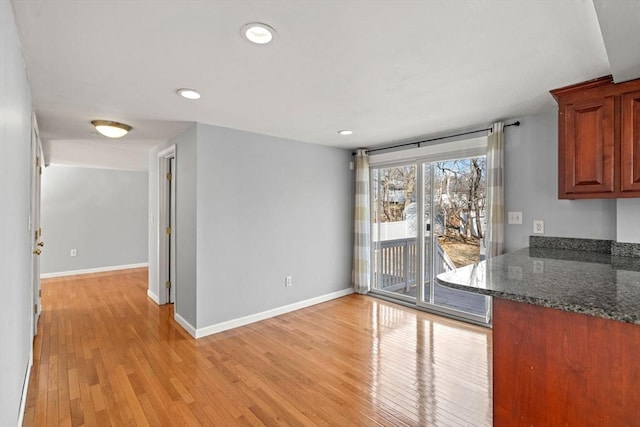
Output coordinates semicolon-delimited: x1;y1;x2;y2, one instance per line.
33;249;42;255
37;241;45;247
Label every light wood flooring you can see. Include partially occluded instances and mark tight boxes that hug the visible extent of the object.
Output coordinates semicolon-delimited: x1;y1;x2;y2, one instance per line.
24;268;492;426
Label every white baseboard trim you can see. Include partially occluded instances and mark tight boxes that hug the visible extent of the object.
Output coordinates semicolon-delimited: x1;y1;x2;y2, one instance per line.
18;354;33;427
194;288;354;339
174;313;197;338
41;262;149;279
147;290;160;305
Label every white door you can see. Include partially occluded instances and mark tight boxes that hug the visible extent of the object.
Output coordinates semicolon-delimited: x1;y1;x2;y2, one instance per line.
30;117;43;337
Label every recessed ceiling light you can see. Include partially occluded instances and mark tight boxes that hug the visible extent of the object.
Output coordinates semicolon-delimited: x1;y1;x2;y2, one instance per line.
241;22;276;45
177;88;201;100
91;120;132;138
338;130;353;136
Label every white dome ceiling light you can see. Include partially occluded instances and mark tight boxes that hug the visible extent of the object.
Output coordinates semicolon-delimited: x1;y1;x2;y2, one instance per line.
338;130;353;136
91;120;132;138
177;88;201;100
241;22;277;45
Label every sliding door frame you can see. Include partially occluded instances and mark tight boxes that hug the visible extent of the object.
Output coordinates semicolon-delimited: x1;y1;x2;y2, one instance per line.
370;161;419;305
369;142;491;326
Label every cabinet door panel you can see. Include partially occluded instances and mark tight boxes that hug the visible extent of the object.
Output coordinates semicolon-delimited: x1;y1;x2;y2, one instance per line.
493;299;640;426
562;98;615;195
621;90;640;192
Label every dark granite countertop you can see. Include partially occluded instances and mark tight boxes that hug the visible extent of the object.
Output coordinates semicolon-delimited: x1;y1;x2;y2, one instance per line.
436;247;640;324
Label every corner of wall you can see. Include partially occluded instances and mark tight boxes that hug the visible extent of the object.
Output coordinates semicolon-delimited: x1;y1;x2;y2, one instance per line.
174;312;197;338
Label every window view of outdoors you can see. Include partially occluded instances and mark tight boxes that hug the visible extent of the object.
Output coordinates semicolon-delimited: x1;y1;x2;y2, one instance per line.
372;157;488;318
433;157;486;267
372;165;418;295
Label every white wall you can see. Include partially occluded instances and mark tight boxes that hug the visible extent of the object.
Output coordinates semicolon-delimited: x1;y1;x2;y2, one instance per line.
194;123;353;328
504;109;617;251
40;165;148;275
44;140;150;171
0;1;34;424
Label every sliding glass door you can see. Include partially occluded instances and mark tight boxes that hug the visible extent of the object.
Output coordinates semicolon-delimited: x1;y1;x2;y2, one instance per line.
371;164;418;302
371;155;490;324
421;158;489;321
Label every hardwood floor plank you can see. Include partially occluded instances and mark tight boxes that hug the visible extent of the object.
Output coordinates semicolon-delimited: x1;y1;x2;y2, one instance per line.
77;380;98;426
89;384;105;413
45;381;58;427
25;269;491;426
114;365;149;427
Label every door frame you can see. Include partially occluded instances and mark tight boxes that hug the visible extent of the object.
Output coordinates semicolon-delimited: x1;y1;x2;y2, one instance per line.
369;144;491;325
157;145;176;307
30;113;43;339
415;155;491;325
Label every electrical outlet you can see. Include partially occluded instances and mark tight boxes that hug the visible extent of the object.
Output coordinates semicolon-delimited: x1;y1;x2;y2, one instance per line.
533;260;544;274
285;276;292;287
508;211;523;225
533;220;544;234
70;249;77;257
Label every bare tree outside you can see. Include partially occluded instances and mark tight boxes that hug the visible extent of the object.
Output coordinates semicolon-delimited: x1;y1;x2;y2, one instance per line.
371;157;489;317
372;165;416;223
372;158;487;267
433;157;487;267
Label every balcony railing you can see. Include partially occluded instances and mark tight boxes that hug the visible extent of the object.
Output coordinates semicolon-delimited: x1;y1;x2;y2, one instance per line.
373;237;455;292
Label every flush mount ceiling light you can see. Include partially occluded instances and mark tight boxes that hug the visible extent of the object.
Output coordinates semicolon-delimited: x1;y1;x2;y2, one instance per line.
338;130;353;135
177;88;201;100
91;120;132;138
241;22;277;44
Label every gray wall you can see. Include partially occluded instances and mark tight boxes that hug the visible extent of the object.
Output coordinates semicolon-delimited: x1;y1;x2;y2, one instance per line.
148;125;198;325
504;109;617;251
40;165;148;274
0;1;34;424
195;123;353;328
148;123;354;331
174;129;198;325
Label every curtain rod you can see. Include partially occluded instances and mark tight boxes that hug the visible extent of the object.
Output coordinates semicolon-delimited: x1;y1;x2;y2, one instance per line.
353;121;521;156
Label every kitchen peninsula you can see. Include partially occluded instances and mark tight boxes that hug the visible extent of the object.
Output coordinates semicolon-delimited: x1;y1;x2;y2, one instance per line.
437;237;640;426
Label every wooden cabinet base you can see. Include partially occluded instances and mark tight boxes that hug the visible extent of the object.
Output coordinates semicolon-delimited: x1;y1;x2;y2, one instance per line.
493;298;640;426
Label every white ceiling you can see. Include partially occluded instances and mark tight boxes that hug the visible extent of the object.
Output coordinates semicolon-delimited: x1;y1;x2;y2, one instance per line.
10;0;638;169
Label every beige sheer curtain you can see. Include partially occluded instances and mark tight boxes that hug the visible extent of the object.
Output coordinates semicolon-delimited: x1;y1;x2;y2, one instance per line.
352;149;371;294
486;122;505;257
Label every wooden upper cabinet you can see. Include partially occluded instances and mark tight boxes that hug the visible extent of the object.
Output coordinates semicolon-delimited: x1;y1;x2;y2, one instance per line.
552;76;640;199
563;97;615;194
621;90;640;192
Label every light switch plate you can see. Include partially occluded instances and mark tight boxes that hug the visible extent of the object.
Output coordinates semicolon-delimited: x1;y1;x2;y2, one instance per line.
508;211;523;224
